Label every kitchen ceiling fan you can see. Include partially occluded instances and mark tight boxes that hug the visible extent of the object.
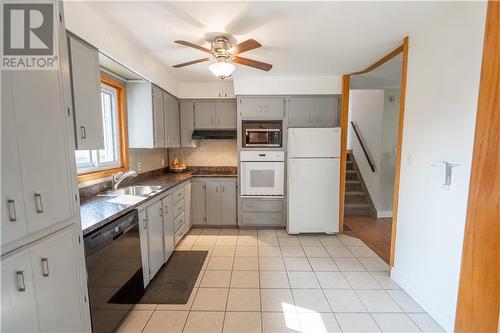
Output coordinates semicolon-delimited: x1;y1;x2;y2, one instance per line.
173;36;272;79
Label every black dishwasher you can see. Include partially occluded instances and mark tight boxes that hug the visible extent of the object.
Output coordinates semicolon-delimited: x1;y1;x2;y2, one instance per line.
84;210;144;333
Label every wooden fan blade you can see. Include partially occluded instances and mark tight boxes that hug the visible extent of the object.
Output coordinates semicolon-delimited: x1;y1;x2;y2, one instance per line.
229;39;262;55
173;58;210;68
175;40;212;54
232;56;272;71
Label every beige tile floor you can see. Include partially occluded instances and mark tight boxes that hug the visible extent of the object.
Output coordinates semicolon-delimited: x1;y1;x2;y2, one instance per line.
117;228;444;333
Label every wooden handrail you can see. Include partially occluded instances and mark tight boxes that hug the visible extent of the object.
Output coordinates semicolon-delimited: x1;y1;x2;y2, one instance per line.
350;121;376;172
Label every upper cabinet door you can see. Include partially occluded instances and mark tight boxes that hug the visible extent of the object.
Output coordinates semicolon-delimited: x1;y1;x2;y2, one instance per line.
314;97;339;127
239;97;284;118
180;101;198;147
152;85;165;148
1;75;28;246
9;70;74;233
30;226;84;333
163;92;172;147
215;100;237;129
1;247;40;333
68;35;104;150
169;97;181;147
194;101;216;129
289;97;314;128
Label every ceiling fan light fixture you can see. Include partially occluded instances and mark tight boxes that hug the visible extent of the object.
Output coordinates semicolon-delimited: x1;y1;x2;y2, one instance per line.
209;61;235;79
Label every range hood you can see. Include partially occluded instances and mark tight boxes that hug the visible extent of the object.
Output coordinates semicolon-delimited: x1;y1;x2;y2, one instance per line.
192;130;237;140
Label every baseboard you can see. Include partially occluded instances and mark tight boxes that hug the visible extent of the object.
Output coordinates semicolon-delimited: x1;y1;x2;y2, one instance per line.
377;210;393;218
391;269;455;332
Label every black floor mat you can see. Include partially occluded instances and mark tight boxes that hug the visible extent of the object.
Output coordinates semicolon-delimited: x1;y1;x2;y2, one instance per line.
138;250;208;304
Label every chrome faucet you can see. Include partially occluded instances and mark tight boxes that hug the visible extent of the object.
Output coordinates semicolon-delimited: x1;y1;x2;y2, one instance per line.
112;171;138;190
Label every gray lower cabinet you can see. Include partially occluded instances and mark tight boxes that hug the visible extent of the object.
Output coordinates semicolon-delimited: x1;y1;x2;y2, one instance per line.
191;181;206;225
145;200;164;279
288;96;340;127
239;97;284;118
68;34;103;150
1;226;85;333
191;178;237;226
162;194;174;261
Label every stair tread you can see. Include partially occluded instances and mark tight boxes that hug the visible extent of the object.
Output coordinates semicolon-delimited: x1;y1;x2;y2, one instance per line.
345;203;371;208
345;191;366;196
346;170;357;173
346;180;360;183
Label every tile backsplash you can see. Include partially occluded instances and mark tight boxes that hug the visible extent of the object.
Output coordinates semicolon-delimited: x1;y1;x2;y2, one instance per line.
129;148;169;173
169;139;237;166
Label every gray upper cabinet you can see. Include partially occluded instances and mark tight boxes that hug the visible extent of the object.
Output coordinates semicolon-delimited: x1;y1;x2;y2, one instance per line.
239;97;284;119
215;100;237;129
192;99;236;129
194;101;216;129
68;34;104;150
152;85;165;148
288;96;339;127
179;101;198;148
128;82;180;148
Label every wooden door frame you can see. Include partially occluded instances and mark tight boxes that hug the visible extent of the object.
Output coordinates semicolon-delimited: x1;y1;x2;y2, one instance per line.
338;37;409;267
455;2;500;331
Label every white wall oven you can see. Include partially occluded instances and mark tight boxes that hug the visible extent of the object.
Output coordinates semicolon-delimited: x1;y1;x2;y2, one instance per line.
242;121;282;148
240;151;284;196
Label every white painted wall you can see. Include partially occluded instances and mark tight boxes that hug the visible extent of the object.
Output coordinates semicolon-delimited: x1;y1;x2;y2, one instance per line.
64;1;179;96
178;81;235;99
234;76;342;95
348;90;385;214
391;2;487;332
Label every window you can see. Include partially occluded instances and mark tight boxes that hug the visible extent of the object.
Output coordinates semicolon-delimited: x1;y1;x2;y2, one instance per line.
76;74;128;182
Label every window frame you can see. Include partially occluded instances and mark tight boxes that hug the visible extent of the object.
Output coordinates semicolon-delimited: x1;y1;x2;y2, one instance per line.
77;73;129;183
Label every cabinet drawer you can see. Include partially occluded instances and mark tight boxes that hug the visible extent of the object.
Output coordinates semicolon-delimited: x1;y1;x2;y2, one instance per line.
241;212;284;226
173;188;185;203
174;224;186;246
174;199;185;218
174;212;185;232
242;199;283;212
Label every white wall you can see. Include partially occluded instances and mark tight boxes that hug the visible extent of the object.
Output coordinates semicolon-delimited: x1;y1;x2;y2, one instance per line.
391;2;486;332
178;81;235;99
348;90;385;214
64;1;179;96
234;76;342;95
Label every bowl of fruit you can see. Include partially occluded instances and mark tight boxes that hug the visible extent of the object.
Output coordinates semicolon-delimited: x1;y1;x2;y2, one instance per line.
168;154;187;173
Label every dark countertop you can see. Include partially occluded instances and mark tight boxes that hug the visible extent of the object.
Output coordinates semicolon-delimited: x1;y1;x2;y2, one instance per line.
80;167;237;236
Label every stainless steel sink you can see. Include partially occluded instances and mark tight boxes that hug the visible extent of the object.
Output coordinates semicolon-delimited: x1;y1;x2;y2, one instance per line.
98;185;163;197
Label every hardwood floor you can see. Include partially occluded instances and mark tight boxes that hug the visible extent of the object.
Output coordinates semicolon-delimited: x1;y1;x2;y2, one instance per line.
344;215;392;264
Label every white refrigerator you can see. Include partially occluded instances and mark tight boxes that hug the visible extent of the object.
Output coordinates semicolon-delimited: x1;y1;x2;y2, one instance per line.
287;127;341;234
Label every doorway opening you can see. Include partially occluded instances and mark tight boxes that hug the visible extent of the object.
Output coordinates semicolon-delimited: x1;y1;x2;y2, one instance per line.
339;38;409;266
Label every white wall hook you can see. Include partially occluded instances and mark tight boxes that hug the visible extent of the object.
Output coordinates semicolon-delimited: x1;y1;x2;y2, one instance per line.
432;161;460;187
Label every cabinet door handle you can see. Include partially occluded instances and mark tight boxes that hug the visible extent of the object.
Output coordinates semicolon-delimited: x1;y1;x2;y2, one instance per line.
159;207;163;217
217;118;221;126
257;106;261;112
7;199;17;222
143;218;148;229
222;186;225;192
41;258;49;277
216;186;218;192
16;271;26;292
80;126;86;139
164;205;169;214
34;193;43;213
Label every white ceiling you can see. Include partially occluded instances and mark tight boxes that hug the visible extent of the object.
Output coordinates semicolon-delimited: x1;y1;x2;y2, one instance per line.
82;1;452;82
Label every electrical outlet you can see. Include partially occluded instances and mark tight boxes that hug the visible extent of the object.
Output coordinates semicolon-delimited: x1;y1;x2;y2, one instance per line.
161;158;165;167
137;161;143;171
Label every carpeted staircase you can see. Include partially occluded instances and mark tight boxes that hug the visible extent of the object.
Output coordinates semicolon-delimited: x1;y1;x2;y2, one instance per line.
344;152;376;216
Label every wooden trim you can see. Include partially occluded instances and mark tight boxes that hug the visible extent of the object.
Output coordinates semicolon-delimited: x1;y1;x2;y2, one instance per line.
338;75;350;233
389;36;409;267
350;44;404;75
455;2;500;332
77;73;129;183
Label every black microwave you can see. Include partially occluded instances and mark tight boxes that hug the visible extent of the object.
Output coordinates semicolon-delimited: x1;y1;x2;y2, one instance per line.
242;121;282;148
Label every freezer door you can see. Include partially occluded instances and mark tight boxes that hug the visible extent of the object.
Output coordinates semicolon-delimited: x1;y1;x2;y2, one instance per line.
288;127;341;158
287;158;340;234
